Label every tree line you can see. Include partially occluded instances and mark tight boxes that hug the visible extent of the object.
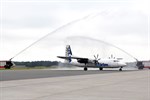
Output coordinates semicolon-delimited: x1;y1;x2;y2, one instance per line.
14;61;59;67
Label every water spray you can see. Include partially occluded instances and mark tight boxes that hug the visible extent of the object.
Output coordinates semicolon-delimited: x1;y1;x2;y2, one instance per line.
10;13;99;60
66;36;138;61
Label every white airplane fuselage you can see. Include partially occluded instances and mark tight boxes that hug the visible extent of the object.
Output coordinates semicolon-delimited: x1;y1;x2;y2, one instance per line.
68;59;126;68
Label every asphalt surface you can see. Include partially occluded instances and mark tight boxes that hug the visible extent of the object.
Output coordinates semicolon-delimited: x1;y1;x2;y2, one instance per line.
0;69;135;81
1;70;149;100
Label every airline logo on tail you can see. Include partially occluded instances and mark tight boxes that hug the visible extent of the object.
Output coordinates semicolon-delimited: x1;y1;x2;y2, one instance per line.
65;45;72;63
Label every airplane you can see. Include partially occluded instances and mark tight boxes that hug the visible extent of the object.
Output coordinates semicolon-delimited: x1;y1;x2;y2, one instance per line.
57;45;127;71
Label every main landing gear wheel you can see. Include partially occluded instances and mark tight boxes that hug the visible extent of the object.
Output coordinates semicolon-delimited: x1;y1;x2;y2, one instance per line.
99;67;103;71
84;67;88;71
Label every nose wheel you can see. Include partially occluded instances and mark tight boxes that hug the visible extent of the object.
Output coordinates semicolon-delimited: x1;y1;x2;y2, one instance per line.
99;67;103;71
119;67;123;71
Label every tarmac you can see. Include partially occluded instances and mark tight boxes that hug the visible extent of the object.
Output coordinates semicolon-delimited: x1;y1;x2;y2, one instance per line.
0;70;150;100
0;69;134;81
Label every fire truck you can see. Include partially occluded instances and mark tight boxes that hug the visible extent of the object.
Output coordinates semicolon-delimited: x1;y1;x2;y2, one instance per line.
137;60;150;69
0;60;15;69
142;60;150;69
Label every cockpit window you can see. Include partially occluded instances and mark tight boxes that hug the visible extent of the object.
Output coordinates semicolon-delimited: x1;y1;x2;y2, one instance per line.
113;60;119;62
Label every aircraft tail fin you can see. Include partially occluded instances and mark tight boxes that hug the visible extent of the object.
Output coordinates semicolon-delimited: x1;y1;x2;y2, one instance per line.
65;45;72;63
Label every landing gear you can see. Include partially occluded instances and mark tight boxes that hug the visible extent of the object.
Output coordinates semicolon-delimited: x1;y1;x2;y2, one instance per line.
119;67;123;71
84;67;88;71
99;67;103;71
83;63;88;71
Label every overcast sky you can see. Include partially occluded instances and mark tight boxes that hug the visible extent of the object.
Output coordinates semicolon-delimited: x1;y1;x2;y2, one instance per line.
0;0;150;61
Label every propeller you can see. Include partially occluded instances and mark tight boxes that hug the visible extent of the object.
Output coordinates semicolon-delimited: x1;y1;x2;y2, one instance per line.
109;54;115;59
93;54;101;64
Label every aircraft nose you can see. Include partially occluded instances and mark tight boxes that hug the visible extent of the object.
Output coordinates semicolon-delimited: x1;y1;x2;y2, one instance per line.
121;62;127;66
118;62;126;66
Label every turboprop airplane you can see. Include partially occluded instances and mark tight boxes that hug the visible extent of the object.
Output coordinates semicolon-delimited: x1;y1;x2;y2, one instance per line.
57;45;126;71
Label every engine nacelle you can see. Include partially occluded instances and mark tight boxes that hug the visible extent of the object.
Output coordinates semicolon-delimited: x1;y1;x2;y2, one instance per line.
77;59;89;64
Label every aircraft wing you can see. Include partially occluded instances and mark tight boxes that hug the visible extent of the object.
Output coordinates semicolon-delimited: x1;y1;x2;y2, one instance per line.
57;56;88;60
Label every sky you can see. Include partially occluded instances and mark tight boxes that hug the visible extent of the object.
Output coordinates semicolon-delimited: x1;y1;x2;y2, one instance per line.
0;0;150;62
